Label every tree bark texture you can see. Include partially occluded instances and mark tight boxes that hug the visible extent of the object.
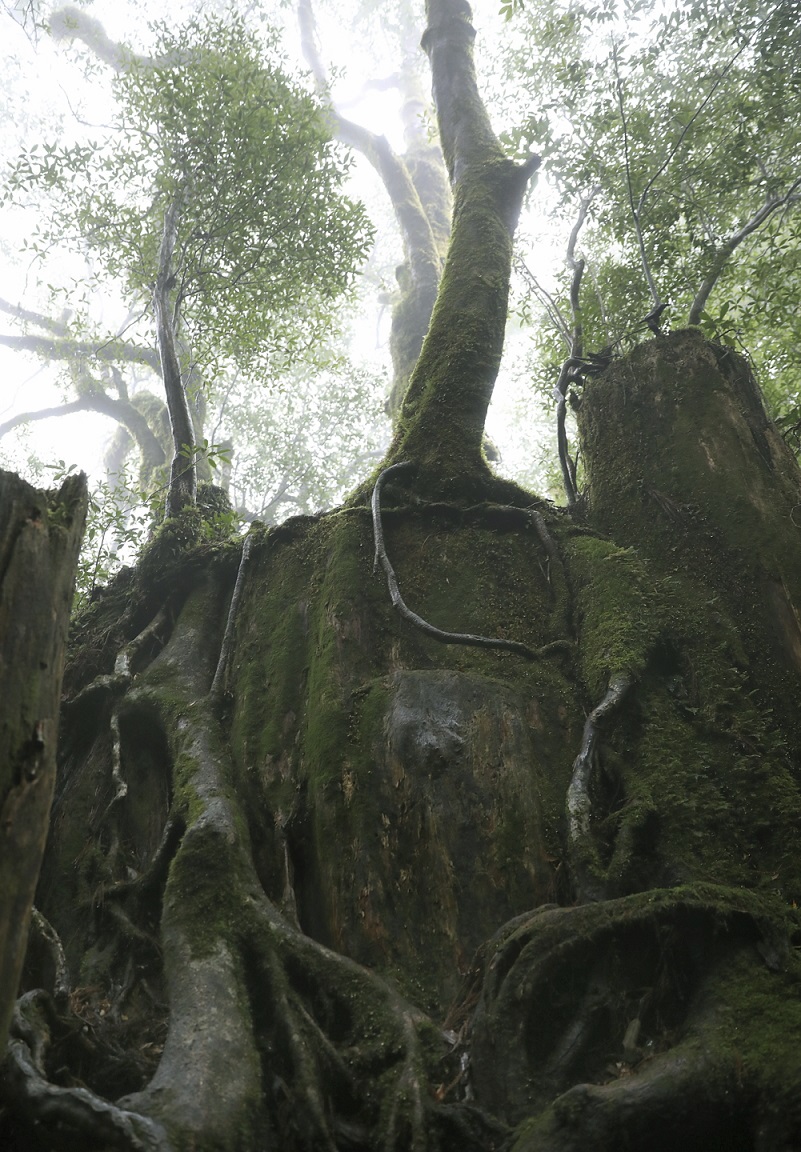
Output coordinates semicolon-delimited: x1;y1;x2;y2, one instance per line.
0;470;87;1050
389;0;538;486
298;0;450;418
154;201;197;517
8;329;801;1151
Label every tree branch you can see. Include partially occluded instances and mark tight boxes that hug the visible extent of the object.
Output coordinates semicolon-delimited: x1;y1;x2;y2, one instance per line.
637;35;753;216
298;0;445;414
298;0;442;288
515;257;571;348
0;332;160;371
0;297;70;336
0;398;92;439
553;189;598;506
0;393;166;474
612;43;660;308
48;5;149;72
688;180;801;325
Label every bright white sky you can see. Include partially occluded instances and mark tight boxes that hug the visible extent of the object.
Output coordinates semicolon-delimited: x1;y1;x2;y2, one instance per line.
0;0;559;499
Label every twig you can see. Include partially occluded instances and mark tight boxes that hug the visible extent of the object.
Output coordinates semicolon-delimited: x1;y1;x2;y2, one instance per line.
371;464;562;660
612;43;661;308
514;257;571;348
638;36;753;215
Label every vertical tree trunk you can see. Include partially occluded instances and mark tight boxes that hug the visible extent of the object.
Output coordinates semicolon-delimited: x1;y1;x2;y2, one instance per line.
0;470;87;1049
298;0;450;418
390;0;538;482
578;328;801;737
155;200;197;516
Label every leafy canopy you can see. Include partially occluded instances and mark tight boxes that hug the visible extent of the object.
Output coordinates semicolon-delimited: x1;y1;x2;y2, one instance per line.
502;0;801;421
6;14;374;379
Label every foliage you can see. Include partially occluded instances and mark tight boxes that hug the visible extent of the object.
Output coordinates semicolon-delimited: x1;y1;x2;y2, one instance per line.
5;13;374;380
0;6;389;552
221;351;389;522
502;0;801;425
44;458;159;610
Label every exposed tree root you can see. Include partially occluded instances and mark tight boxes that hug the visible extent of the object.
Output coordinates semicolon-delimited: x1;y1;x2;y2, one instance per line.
4;992;168;1151
467;888;801;1148
372;463;571;660
28;909;70;1008
566;673;632;901
210;533;253;703
6;574;485;1150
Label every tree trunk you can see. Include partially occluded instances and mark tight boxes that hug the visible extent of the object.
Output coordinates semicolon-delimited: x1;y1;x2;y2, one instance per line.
0;470;87;1050
155;200;197;517
298;0;450;419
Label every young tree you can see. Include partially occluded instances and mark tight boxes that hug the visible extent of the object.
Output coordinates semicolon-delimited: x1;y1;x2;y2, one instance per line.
2;2;801;1150
2;12;374;515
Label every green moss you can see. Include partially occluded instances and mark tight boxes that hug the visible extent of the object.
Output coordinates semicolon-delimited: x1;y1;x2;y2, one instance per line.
163;819;248;959
226;504;583;1008
578;329;801;754
560;509;801;901
712;949;801;1125
564;535;669;696
386;155;528;488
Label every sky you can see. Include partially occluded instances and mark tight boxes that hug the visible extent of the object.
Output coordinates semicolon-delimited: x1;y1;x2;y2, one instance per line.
0;0;561;506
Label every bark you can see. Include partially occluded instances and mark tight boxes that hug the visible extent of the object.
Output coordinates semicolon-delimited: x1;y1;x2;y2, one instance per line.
0;394;166;481
0;470;87;1051
389;0;539;484
0;332;160;372
298;0;449;416
687;182;801;325
577;329;801;738
154;201;197;516
10;329;801;1152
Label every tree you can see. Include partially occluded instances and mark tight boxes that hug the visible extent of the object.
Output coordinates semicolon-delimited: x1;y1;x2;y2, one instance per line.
298;0;451;416
503;0;801;489
0;469;87;1052
1;10;375;519
2;1;801;1150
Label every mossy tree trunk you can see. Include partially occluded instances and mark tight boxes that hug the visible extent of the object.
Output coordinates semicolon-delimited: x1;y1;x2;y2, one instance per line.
0;470;87;1050
299;0;452;420
389;0;538;485
3;4;801;1151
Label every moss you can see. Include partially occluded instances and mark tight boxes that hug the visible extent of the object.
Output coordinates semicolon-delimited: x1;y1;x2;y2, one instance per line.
162;819;248;960
559;483;801;902
564;535;669;697
226;502;583;1009
383;151;531;489
578;329;801;752
711;949;801;1132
